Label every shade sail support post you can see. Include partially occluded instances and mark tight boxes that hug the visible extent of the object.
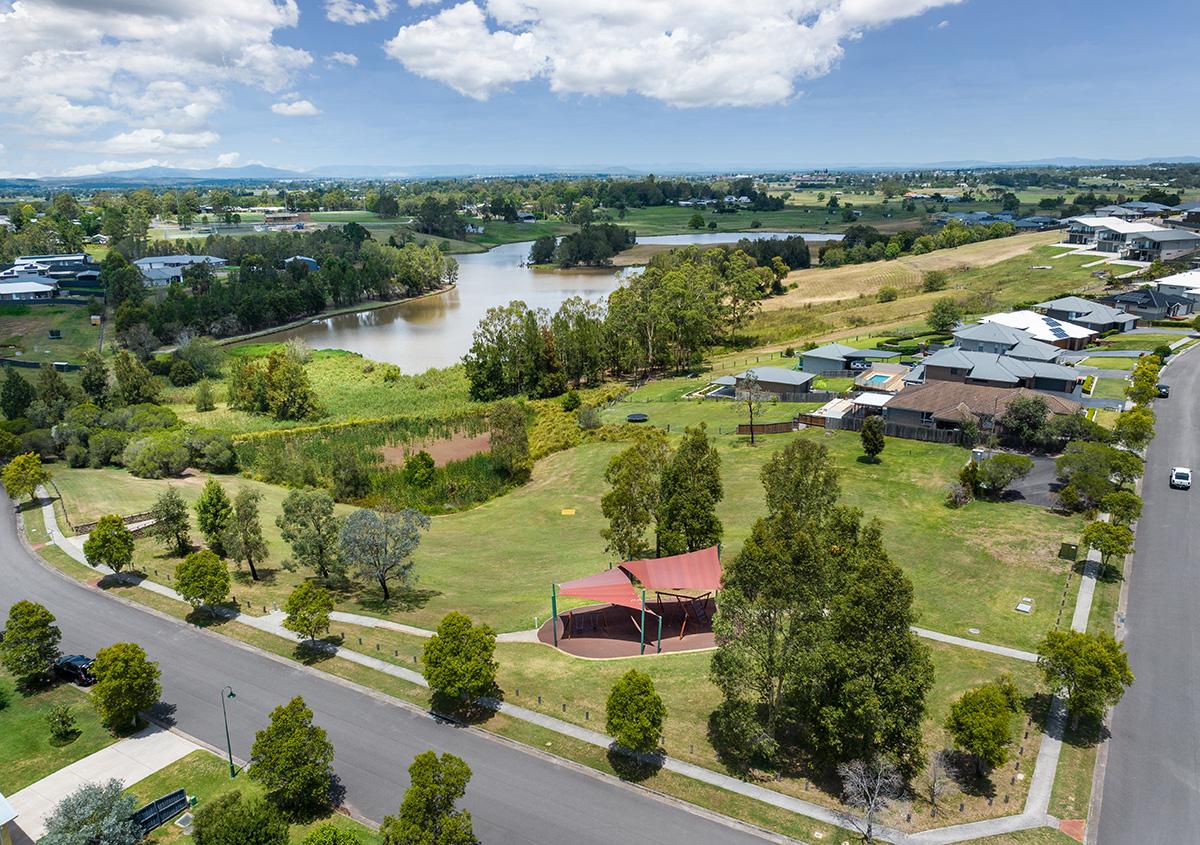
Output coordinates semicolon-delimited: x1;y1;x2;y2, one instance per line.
640;590;646;655
551;584;558;647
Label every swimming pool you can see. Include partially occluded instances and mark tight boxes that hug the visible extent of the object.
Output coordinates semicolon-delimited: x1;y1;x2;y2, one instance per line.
865;374;891;385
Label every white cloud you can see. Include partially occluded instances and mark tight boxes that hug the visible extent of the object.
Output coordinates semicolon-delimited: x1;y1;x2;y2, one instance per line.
327;51;360;67
936;18;950;28
0;0;311;137
82;128;221;154
59;158;170;177
385;0;961;107
271;99;322;117
215;152;242;167
325;0;394;24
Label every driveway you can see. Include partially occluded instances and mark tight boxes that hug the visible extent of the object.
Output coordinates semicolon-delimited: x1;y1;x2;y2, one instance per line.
1001;454;1060;508
0;500;772;845
1096;347;1200;844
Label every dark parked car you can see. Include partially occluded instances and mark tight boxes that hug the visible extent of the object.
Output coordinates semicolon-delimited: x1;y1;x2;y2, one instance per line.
1158;383;1170;398
54;655;96;686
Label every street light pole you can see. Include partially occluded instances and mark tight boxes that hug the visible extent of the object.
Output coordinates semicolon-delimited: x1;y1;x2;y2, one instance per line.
221;685;237;779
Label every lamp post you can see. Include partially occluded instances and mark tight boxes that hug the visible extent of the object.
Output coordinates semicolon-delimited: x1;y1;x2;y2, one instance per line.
221;685;237;779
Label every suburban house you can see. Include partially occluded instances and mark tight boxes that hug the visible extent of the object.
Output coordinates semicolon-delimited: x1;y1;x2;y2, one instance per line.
1;789;16;845
1153;270;1200;304
1033;296;1139;333
0;275;59;300
284;255;320;271
1121;200;1174;217
708;367;817;401
140;266;183;288
951;322;1065;361
918;347;1080;393
799;342;902;374
979;310;1096;349
1014;215;1065;231
134;255;227;271
1123;229;1200;262
1091;205;1142;221
1103;287;1194;320
1065;216;1164;252
6;253;99;285
881;381;1081;432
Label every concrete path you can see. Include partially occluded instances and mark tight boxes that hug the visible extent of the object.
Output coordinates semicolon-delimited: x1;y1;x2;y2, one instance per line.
38;488;1096;844
6;726;200;841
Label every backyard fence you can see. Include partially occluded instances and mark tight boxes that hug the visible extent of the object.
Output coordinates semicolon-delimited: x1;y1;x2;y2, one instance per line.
736;421;799;435
0;358;81;371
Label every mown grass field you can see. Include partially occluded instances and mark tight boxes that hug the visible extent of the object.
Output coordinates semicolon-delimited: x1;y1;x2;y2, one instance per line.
333;618;1042;830
127;750;382;844
1079;356;1141;371
1097;332;1187;352
0;669;116;794
0;303;105;365
51;409;1081;649
1091;377;1129;401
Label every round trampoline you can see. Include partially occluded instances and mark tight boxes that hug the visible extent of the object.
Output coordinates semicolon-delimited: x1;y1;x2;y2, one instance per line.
626;412;649;423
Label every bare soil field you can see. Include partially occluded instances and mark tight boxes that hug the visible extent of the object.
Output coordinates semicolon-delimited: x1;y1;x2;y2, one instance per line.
379;430;491;466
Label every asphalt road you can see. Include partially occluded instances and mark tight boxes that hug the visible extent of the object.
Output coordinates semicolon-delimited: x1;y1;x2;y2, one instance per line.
0;498;771;845
1096;349;1200;844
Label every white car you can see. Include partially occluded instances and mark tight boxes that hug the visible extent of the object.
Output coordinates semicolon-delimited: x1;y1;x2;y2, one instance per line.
1170;467;1192;490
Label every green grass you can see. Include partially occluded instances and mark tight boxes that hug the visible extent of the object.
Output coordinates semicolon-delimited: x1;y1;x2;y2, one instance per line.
963;829;1080;845
0;670;117;794
164;349;475;435
813;376;854;392
127;750;381;844
465;218;574;247
307;210;384;223
1091;377;1128;401
50;415;1081;650
743;241;1110;348
0;303;105;364
1078;356;1141;371
331;621;1044;829
1096;332;1184;352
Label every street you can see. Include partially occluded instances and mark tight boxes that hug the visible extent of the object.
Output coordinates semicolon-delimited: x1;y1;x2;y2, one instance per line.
1097;347;1200;844
0;499;772;845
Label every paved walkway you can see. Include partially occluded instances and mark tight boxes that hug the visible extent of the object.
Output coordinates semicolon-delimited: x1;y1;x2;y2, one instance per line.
6;726;200;841
39;489;1103;844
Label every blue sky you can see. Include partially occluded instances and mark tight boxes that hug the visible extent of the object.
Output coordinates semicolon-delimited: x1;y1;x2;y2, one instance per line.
2;0;1198;177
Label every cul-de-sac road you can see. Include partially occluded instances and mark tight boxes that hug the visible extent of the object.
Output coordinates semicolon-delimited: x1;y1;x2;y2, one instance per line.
0;497;771;845
1097;347;1200;845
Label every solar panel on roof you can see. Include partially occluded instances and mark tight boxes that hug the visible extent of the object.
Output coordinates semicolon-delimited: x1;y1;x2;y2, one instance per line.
1051;329;1068;338
1044;318;1061;326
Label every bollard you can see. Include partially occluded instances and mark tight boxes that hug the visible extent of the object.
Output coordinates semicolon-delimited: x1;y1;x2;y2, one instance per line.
585;711;589;720
394;650;398;657
1015;760;1020;771
1024;730;1029;739
562;703;566;713
515;688;519;697
412;655;417;664
358;637;362;645
1004;794;1009;804
1019;744;1024;755
375;643;379;652
987;797;993;807
537;695;541;704
906;813;911;824
959;802;964;812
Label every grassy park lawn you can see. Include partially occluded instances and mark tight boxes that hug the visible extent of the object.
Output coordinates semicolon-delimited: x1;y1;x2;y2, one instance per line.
465;218;574;247
0;670;116;794
50;416;1080;649
0;303;104;365
598;375;816;432
1091;377;1128;401
127;750;381;844
1078;356;1141;371
332;619;1043;829
964;830;1080;845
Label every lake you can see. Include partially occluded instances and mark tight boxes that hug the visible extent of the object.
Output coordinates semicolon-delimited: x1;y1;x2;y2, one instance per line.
269;231;842;371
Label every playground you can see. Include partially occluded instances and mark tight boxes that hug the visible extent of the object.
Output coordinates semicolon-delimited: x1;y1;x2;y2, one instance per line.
538;546;722;658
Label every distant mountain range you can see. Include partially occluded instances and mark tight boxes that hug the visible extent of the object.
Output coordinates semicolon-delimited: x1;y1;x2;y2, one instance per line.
3;156;1197;187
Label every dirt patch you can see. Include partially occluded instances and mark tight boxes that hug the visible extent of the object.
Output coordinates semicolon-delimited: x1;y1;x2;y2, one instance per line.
379;431;491;467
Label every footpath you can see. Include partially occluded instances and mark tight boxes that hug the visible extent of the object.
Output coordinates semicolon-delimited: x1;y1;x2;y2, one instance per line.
6;726;200;842
35;487;1103;845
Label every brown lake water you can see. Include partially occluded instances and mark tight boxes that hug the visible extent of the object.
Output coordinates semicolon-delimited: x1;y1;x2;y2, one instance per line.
268;231;840;372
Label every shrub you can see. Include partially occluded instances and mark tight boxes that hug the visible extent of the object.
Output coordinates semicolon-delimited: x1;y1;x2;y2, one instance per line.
193;792;288;845
122;433;189;478
169;358;199;387
561;389;581;412
922;270;948;292
64;442;89;468
46;703;77;742
877;286;899;302
87;430;128;468
185;430;237;473
401;450;436;488
422;612;498;707
945;482;972;509
577;405;601;431
606;670;666;754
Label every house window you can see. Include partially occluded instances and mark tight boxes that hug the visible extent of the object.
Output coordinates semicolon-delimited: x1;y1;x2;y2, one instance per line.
920;412;934;427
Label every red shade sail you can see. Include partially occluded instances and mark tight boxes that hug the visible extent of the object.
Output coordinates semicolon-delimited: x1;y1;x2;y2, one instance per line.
557;568;643;610
621;546;722;593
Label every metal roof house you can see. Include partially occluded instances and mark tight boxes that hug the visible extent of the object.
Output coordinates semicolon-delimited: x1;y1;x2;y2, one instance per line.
0;275;59;300
800;342;858;374
951;322;1063;361
1033;296;1138;333
920;347;1080;393
284;255;320;271
734;366;817;400
1103;287;1194;320
134;255;227;270
980;310;1096;350
1123;229;1200;263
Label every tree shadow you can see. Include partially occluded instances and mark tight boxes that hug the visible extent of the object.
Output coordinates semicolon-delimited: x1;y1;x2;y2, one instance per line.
1061;711;1108;749
607;746;665;783
97;570;147;590
48;728;82;748
233;567;279;586
942;748;997;798
431;691;501;726
292;635;343;666
184;605;236;628
855;455;882;465
352;586;440;615
147;701;178;728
